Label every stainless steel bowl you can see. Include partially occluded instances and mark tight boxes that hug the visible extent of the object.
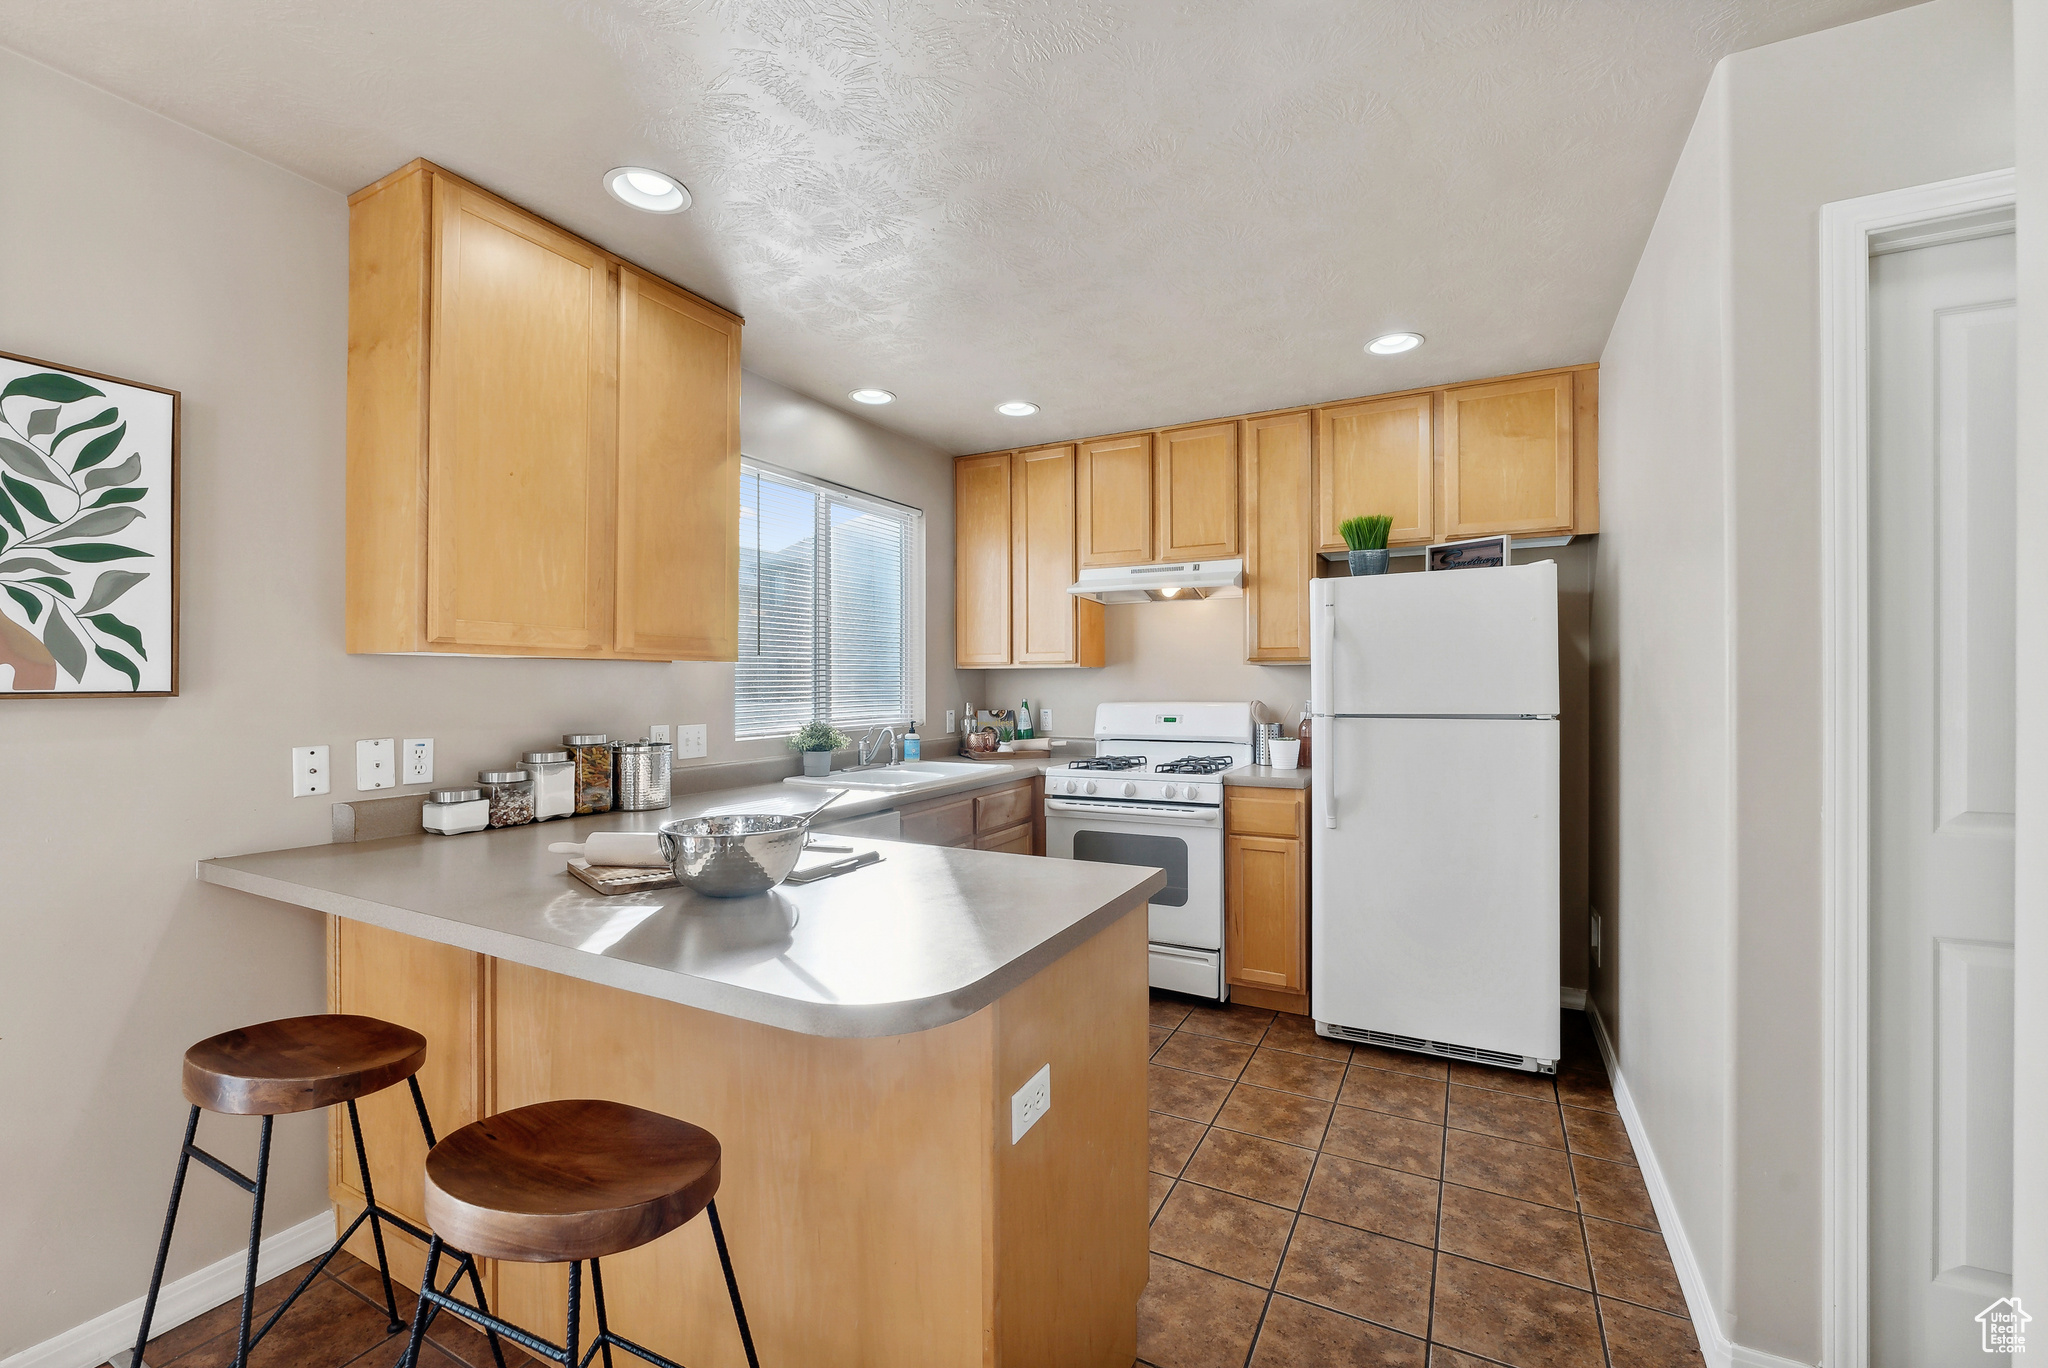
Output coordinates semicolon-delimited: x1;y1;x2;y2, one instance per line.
657;813;811;898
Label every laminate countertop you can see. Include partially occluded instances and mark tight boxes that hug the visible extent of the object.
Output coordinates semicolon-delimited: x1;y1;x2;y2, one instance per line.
196;761;1163;1040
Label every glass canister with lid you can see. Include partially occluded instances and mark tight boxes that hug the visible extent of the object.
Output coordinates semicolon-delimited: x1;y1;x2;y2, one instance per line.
522;750;576;821
422;787;489;835
564;734;613;814
477;769;535;828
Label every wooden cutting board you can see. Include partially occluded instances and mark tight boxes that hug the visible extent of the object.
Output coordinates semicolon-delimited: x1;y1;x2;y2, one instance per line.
566;858;678;896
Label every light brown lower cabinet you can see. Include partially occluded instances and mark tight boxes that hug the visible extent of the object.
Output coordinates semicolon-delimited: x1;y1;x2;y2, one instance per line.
330;907;1149;1367
1224;788;1309;1006
904;776;1043;854
976;822;1034;853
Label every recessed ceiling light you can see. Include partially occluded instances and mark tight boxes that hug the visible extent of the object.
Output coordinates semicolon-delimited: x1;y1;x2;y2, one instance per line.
604;166;690;214
848;388;896;405
1366;332;1424;355
996;401;1039;417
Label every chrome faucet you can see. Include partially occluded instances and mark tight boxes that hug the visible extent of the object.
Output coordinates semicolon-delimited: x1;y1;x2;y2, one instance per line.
858;726;899;767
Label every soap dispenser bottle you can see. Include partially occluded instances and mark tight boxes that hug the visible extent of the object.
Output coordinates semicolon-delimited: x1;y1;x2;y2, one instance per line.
903;722;921;762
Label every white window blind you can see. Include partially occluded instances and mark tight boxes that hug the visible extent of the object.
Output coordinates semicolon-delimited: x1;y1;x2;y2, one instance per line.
736;461;920;740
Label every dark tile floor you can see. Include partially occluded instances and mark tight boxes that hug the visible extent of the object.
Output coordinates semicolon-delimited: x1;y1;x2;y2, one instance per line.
1140;998;1703;1368
106;1249;535;1368
110;1006;1695;1368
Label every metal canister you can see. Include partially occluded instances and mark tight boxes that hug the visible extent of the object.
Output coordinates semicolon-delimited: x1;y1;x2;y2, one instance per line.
1253;721;1284;766
613;739;673;811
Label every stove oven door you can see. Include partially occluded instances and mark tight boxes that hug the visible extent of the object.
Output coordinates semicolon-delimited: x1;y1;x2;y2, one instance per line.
1043;800;1224;952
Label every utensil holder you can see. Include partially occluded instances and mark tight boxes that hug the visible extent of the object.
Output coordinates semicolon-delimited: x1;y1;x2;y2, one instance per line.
1253;722;1284;766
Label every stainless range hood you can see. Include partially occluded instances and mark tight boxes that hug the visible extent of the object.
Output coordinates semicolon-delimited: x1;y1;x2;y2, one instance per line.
1067;559;1244;604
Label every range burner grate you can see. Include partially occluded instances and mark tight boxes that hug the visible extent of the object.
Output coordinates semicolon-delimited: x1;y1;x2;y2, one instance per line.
1068;755;1148;771
1154;756;1236;775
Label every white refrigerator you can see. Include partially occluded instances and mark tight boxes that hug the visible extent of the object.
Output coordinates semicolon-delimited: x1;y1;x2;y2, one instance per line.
1310;562;1561;1071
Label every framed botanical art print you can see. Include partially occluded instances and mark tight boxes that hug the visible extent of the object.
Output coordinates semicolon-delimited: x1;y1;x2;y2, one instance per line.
0;350;178;696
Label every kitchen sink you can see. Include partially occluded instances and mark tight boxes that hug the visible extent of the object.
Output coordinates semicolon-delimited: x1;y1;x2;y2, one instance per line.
786;760;996;791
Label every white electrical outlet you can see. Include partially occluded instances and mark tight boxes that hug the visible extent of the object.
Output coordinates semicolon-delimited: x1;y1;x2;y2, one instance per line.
945;710;956;734
1590;909;1602;969
1040;707;1052;732
292;745;330;798
676;724;707;759
356;738;396;791
403;738;434;784
649;723;670;745
1010;1063;1052;1144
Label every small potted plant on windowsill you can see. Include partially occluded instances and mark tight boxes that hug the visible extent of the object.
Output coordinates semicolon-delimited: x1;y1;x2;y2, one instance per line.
1341;514;1393;575
789;721;850;777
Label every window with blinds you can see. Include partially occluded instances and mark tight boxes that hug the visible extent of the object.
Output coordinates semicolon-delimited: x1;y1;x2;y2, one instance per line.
736;461;921;739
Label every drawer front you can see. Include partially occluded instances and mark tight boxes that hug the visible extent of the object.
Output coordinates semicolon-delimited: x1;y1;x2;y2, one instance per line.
974;821;1033;854
901;794;975;847
974;779;1036;833
1226;788;1303;839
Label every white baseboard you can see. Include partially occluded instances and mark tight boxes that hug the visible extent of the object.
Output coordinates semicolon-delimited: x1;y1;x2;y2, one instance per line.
1561;987;1588;1010
0;1210;335;1368
1583;1002;1815;1368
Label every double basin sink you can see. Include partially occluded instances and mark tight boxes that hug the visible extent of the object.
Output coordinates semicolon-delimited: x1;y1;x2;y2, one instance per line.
785;760;992;793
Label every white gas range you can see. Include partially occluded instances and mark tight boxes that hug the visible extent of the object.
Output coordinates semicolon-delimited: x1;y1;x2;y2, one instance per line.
1041;702;1255;1000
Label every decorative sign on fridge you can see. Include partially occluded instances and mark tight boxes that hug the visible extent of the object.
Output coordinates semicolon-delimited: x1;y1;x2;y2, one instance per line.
0;351;178;697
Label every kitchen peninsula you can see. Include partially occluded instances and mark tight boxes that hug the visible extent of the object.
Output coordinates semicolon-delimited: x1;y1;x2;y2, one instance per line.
197;794;1164;1368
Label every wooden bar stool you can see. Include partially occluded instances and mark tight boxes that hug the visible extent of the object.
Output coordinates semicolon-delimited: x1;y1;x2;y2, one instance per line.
397;1098;760;1368
128;1014;506;1368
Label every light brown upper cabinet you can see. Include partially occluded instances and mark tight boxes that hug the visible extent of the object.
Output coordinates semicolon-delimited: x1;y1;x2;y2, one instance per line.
1442;371;1574;538
1243;411;1313;663
954;453;1013;668
1316;393;1434;552
1077;433;1154;567
1156;421;1239;560
346;160;742;659
614;268;741;660
1012;444;1104;666
954;449;1103;668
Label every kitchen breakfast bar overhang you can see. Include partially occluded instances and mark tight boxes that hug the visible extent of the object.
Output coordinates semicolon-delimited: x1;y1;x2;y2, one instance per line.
197;814;1165;1368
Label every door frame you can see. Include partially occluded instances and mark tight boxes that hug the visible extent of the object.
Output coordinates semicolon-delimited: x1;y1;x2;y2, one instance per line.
1818;166;2015;1368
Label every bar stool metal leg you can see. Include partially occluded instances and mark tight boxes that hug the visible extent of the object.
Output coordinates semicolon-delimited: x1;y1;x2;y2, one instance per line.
126;1106;202;1368
229;1115;274;1368
590;1259;617;1368
707;1201;761;1368
346;1097;406;1333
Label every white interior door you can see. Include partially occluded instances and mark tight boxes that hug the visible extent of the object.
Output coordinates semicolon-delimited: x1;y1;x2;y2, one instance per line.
1869;228;2016;1366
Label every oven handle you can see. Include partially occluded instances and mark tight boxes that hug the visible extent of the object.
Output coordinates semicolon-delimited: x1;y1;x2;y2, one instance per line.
1044;799;1222;826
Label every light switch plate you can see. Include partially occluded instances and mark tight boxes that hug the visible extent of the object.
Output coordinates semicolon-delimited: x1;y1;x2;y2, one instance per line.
649;723;670;745
1040;707;1052;732
403;738;434;784
1010;1064;1051;1144
292;745;330;798
1590;909;1602;969
946;710;956;734
356;737;395;791
676;724;707;759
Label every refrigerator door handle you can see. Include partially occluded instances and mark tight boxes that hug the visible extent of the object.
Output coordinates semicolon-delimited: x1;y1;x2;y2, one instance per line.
1312;580;1335;718
1323;731;1338;828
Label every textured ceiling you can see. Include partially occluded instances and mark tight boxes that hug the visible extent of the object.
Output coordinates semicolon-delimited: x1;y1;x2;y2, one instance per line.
3;0;1911;453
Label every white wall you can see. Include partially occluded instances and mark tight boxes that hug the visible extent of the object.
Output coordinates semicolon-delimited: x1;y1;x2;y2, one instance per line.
1593;0;2013;1359
0;49;962;1353
2009;0;2048;1341
1590;62;1737;1327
